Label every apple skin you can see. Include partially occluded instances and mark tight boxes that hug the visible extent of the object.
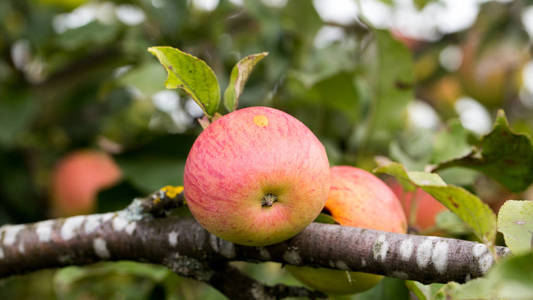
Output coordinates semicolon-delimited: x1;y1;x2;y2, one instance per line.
387;179;447;231
287;166;407;295
51;150;121;217
184;106;330;246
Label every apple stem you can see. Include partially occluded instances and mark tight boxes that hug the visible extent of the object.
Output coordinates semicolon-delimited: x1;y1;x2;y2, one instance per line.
261;193;278;207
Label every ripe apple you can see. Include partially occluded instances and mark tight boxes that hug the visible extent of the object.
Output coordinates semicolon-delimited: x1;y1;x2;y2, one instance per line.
287;166;407;295
51;150;121;217
184;106;330;246
387;179;447;231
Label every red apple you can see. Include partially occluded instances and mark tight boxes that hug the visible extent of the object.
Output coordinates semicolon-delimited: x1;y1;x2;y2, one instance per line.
51;150;121;217
387;179;447;231
184;106;330;246
287;166;407;295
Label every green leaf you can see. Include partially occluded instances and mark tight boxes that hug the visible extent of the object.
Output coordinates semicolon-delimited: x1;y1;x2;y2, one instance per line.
435;110;533;193
435;210;471;235
353;277;409;300
375;161;496;244
413;0;437;10
440;251;533;299
313;213;339;224
498;200;533;254
148;46;220;117
364;30;414;148
0;91;38;147
431;120;472;164
405;281;445;300
223;52;268;112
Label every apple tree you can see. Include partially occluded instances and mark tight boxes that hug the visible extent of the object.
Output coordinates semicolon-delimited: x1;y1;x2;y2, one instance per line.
1;0;533;299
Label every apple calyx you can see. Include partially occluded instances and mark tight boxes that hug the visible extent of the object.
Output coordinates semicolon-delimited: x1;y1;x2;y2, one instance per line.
261;193;278;207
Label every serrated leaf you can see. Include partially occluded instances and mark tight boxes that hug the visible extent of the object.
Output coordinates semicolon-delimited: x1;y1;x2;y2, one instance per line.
148;46;220;117
498;200;533;254
375;161;496;244
435;110;533;193
223;52;268;112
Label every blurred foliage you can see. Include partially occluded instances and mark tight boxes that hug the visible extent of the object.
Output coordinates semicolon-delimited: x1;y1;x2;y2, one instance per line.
2;0;533;299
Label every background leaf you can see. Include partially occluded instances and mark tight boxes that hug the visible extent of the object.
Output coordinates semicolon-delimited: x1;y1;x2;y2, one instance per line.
498;200;533;254
148;46;220;117
375;161;496;244
223;52;268;112
435;110;533;193
440;251;533;300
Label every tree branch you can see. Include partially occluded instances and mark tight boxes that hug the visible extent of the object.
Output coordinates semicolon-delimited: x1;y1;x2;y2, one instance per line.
0;211;508;281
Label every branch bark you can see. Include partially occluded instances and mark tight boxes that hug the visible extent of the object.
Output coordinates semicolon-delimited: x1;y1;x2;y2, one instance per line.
0;187;510;298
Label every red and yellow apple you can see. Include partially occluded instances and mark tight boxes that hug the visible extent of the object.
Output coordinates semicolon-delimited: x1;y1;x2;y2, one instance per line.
184;106;330;246
51;150;121;217
287;166;407;295
387;179;447;231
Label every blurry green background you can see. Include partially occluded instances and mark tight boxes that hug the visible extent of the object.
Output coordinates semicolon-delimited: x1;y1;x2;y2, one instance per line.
1;0;533;299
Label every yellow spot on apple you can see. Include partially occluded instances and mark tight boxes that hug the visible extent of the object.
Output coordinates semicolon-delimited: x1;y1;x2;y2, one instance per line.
162;186;184;198
253;115;268;127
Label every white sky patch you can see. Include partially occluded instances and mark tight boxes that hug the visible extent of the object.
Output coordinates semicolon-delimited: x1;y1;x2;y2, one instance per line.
522;6;533;39
431;241;449;273
439;45;463;72
153;90;180;113
93;238;110;259
313;26;345;49
18;242;25;254
262;0;287;8
61;216;85;241
313;0;358;25
521;61;533;108
185;98;204;118
115;5;146;26
191;0;219;12
408;101;441;130
455;97;492;135
359;0;392;29
169;231;178;247
36;220;55;243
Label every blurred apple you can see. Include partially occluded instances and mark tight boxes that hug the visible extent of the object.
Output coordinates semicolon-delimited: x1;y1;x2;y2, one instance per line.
387;179;447;232
51;150;121;217
287;166;406;295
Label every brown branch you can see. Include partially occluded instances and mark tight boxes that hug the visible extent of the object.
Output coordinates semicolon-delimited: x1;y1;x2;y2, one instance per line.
0;212;509;284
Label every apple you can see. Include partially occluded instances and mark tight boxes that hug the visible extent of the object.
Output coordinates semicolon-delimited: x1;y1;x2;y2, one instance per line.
184;106;330;246
287;166;407;295
51;150;121;217
387;179;447;231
